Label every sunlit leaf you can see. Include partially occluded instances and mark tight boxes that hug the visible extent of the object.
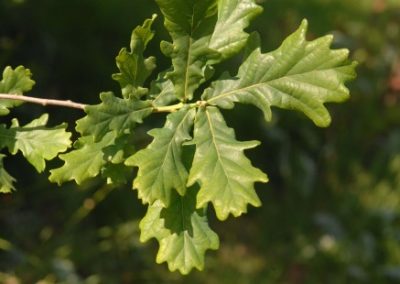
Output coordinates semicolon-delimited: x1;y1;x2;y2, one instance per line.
0;66;35;115
0;154;16;193
126;108;195;206
0;114;71;172
49;132;115;185
188;107;268;220
156;0;262;101
112;15;157;99
156;0;218;101
76;92;153;141
204;20;357;127
208;0;263;61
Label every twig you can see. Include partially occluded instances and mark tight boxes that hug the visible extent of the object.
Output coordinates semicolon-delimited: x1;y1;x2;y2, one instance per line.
0;93;86;110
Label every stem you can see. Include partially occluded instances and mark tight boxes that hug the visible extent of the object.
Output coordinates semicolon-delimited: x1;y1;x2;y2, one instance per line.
153;101;203;113
153;102;184;113
0;93;86;110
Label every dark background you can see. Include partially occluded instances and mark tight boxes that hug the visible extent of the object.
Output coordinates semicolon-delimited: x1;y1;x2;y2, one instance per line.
1;0;400;283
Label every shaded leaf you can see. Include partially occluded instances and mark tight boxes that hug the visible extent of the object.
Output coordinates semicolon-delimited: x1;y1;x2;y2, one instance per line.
112;15;157;99
126;108;195;206
0;154;16;193
187;107;268;220
0;114;71;172
204;20;357;127
0;66;35;115
149;70;178;107
140;187;219;274
76;92;153;141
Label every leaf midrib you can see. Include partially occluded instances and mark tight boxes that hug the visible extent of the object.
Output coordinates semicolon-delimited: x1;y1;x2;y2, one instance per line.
206;64;348;105
147;110;192;199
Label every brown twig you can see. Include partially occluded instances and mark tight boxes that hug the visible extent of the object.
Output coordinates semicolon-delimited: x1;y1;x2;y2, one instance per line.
0;93;86;110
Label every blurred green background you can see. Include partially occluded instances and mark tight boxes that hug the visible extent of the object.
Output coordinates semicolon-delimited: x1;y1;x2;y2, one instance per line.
1;0;400;283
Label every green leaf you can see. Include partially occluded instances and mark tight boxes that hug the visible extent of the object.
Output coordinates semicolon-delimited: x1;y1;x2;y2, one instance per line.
101;133;136;184
0;114;71;173
187;107;268;220
0;66;35;115
149;70;178;107
0;154;16;193
203;20;358;127
49;132;116;185
126;108;195;206
112;15;157;99
208;0;263;61
102;163;132;185
140;188;219;274
76;92;153;141
156;0;218;101
157;0;262;101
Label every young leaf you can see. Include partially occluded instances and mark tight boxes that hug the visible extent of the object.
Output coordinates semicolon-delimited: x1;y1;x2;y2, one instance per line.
0;66;35;115
187;107;268;220
203;20;358;127
208;0;263;61
76;92;153;141
0;155;16;193
0;114;71;173
49;132;117;185
140;188;219;274
125;108;195;206
112;15;157;99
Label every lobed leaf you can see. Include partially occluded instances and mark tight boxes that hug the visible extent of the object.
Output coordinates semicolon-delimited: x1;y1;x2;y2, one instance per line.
156;0;261;101
140;188;219;274
0;66;35;115
203;20;358;127
0;154;16;193
149;70;178;107
76;92;153;141
187;107;268;220
49;132;129;185
208;0;263;61
0;114;71;173
125;108;195;206
156;0;218;101
112;15;157;99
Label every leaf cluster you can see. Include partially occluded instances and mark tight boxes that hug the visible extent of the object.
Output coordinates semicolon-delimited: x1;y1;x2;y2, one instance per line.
0;0;357;274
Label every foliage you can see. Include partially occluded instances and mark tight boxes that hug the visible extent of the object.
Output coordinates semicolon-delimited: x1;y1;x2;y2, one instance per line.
0;0;360;277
